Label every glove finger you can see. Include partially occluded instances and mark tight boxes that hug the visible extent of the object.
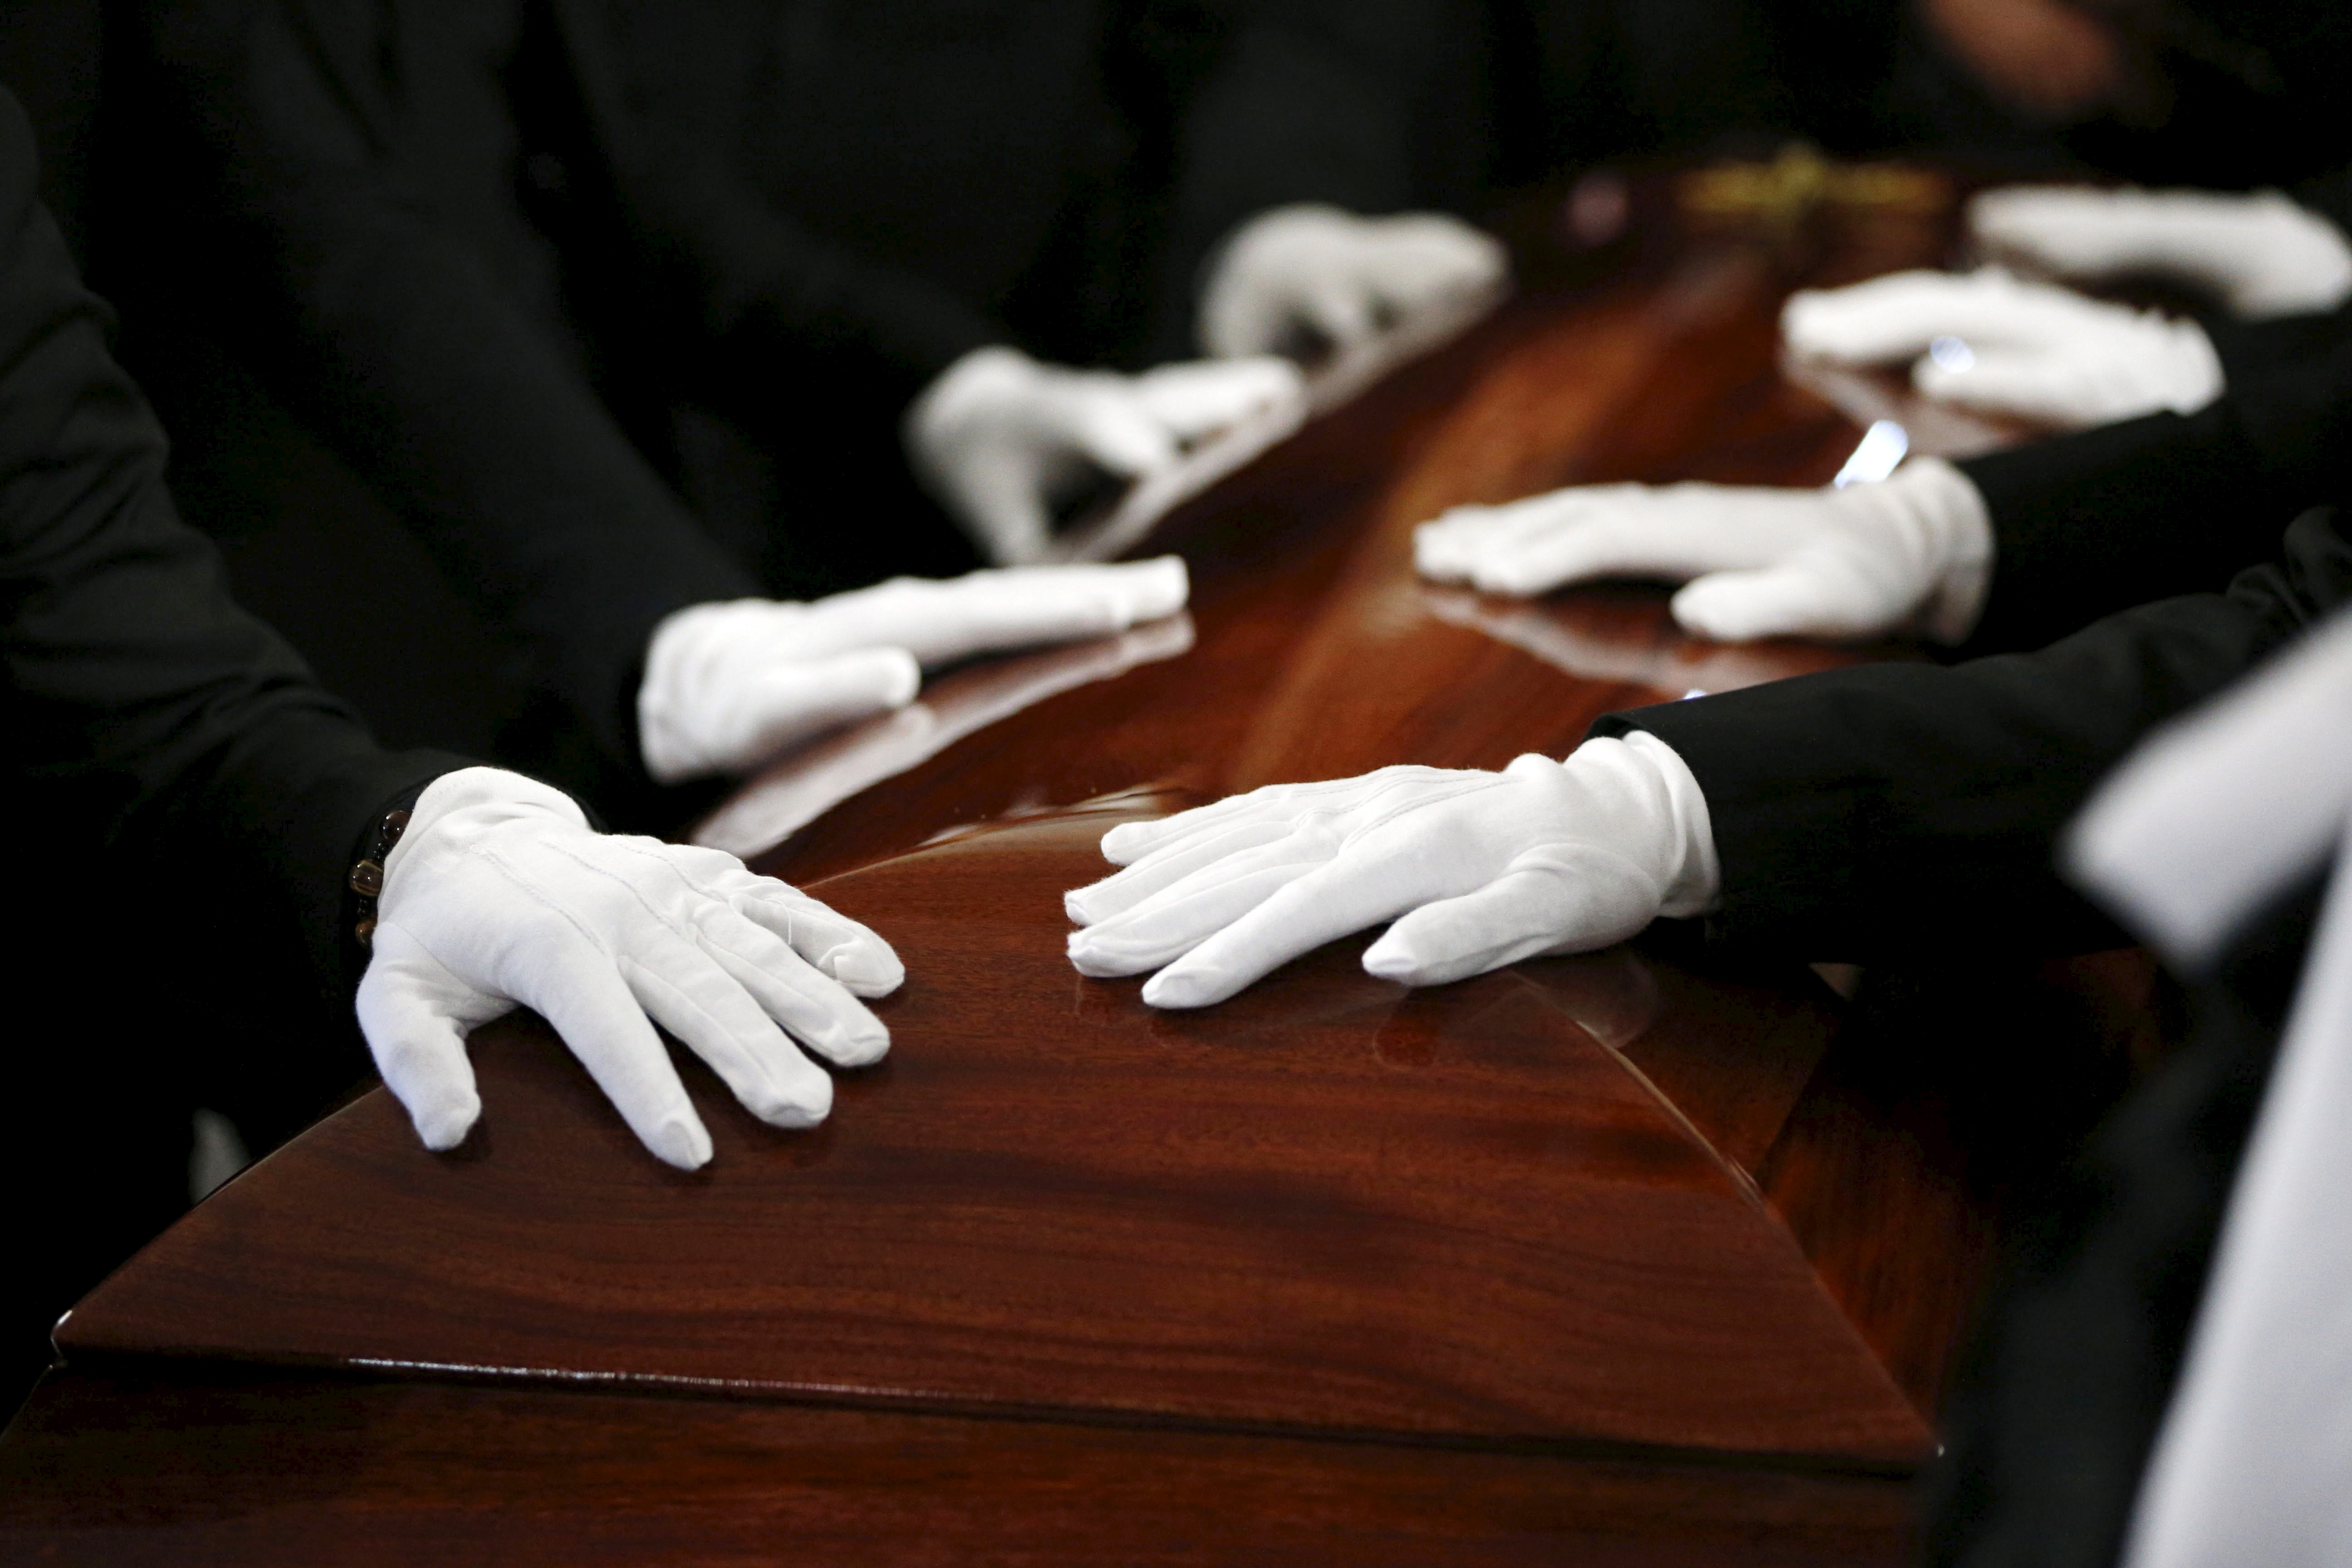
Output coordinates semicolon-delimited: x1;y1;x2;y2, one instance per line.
946;557;1190;630
953;452;1058;566
1360;224;1508;307
794;557;1189;661
597;838;907;1002
669;647;917;783
1361;850;1659;987
1099;775;1375;866
1784;274;2053;362
1130;357;1303;438
1067;835;1334;977
1134;847;1444;1009
1066;394;1181;480
1413;500;1576;579
354;930;488;1153
620;931;835;1131
734;884;905;998
1668;560;1894;643
698;909;891;1068
1464;510;1772;598
1199;286;1287;361
525;937;715;1169
1067;816;1297;924
890;560;1191;667
1968;188;2135;271
1098;794;1294;866
1416;487;1664;584
1911;348;2107;426
1098;765;1460;866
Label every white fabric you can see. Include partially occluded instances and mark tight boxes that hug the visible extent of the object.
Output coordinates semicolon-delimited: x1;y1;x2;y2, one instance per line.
1064;733;1718;1009
2063;609;2352;1568
692;614;1195;859
358;767;902;1168
1782;266;2224;430
904;344;1301;566
1971;185;2352;320
1197;202;1509;361
1414;456;1994;645
2068;607;2352;968
639;556;1191;784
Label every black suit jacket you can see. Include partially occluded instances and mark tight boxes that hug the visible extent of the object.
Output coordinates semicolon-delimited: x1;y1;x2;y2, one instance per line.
1952;318;2352;656
136;0;1308;766
0;88;460;1021
1595;506;2350;960
1;83;467;1377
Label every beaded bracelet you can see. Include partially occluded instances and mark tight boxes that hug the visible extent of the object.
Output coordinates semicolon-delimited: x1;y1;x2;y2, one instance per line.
349;807;412;951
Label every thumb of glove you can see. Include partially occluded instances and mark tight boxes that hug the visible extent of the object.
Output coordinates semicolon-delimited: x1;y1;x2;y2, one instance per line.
1362;848;1662;987
1669;559;1892;642
735;646;921;752
355;925;494;1152
1066;392;1182;480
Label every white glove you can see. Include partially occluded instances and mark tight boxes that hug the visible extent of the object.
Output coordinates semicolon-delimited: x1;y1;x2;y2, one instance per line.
639;556;1191;783
1414;457;1994;645
356;767;902;1168
1782;266;2224;429
1970;185;2352;319
1063;733;1718;1009
905;345;1302;566
693;613;1194;860
1197;203;1509;361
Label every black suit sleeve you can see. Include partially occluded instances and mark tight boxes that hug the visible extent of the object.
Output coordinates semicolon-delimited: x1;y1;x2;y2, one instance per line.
0;90;465;1014
1955;336;2352;653
148;0;760;760
1594;508;2352;960
2200;301;2352;383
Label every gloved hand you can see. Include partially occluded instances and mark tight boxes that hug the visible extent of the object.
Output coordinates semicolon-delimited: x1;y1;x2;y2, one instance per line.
1413;457;1994;644
905;345;1301;566
1198;203;1509;361
1970;185;2352;319
694;614;1195;860
357;767;902;1168
639;556;1191;784
1781;266;2223;429
1064;733;1717;1009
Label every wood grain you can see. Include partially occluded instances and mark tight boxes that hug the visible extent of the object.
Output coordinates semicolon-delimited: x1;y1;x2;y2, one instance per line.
0;1369;1916;1566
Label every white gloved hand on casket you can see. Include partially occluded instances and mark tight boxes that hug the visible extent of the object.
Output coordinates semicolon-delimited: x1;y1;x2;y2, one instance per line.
904;345;1301;566
356;767;902;1168
1414;456;1994;644
1782;266;2224;429
1198;202;1509;361
1969;185;2352;319
1064;733;1718;1009
638;556;1191;784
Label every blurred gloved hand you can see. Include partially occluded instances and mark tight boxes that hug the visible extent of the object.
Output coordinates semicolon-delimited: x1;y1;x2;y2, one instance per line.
1970;185;2352;319
1198;203;1508;361
1064;734;1716;1009
639;557;1191;784
906;345;1300;566
1782;266;2223;429
356;767;902;1168
1414;457;1993;645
